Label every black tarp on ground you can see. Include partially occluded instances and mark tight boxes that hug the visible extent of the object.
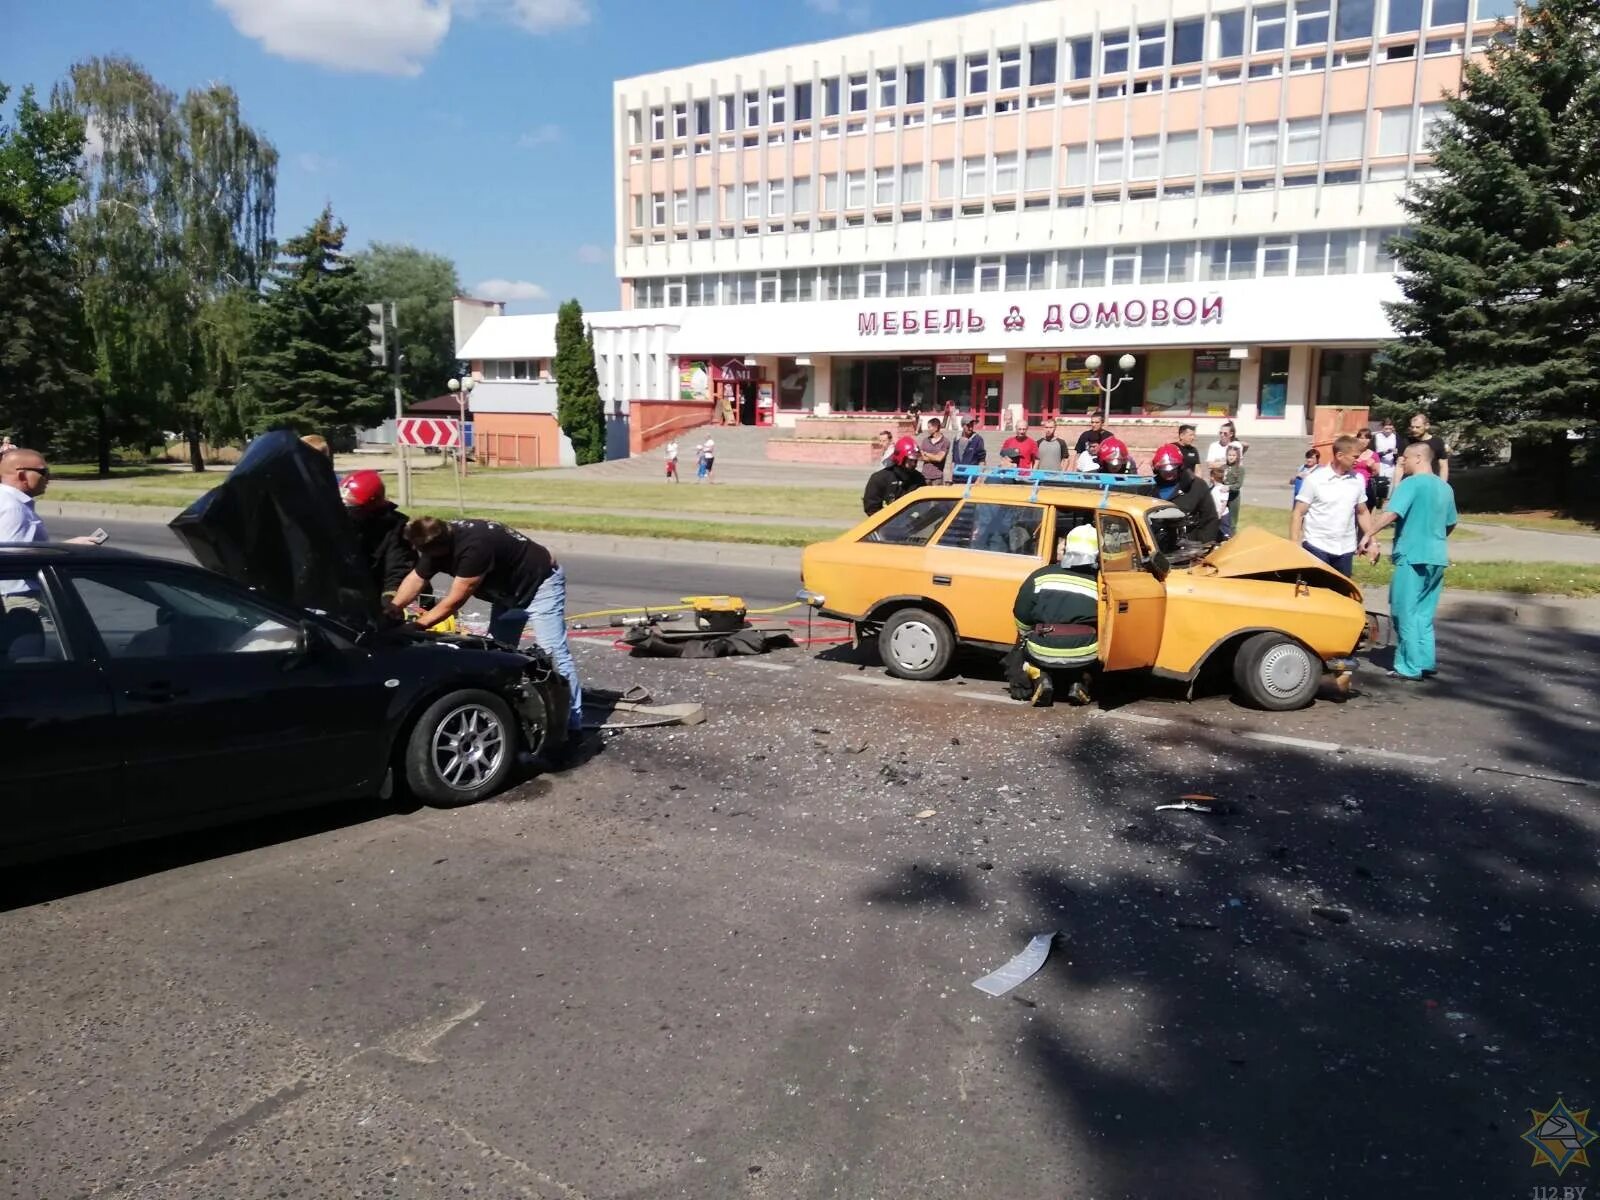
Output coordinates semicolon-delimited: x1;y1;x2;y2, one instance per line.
169;431;378;628
622;626;795;658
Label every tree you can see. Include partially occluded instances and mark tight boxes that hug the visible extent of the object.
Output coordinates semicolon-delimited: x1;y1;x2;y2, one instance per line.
0;83;94;452
1374;0;1600;473
55;57;277;472
241;206;386;438
353;243;461;408
554;299;604;465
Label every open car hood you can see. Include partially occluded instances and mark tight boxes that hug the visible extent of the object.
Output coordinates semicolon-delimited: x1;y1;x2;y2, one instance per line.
1187;527;1362;598
169;431;379;627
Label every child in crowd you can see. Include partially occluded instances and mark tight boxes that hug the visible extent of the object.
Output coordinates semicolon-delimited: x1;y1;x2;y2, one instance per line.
1292;448;1320;500
665;439;679;482
1210;463;1232;539
1223;444;1245;535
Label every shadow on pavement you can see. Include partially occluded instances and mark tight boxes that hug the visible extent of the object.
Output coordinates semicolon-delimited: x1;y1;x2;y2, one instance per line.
861;719;1600;1197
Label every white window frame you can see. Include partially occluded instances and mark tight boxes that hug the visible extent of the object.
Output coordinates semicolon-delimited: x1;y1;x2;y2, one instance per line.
720;95;737;132
743;182;761;220
1096;139;1126;184
1416;102;1448;152
1137;23;1167;70
822;173;839;210
1378;107;1413;156
745;91;761;127
1063;144;1089;187
1023;147;1052;190
1326;112;1364;160
768;180;786;217
873;166;895;206
966;53;989;94
845;169;867;208
769;87;786;125
1284;117;1321;164
1294;0;1331;45
649;108;665;141
992;152;1018;193
1164;131;1199;176
672;103;687;139
650;192;666;224
962;155;987;197
1101;29;1130;74
849;73;868;112
877;68;898;108
1129;135;1160;180
997;47;1021;90
1246;122;1279;169
1253;4;1288;53
672;190;688;224
694;187;712;223
900;163;925;203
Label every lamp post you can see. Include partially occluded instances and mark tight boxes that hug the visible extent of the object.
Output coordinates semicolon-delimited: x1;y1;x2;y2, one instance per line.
1083;353;1138;423
445;375;475;514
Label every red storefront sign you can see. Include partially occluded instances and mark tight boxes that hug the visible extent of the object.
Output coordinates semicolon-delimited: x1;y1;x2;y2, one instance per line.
854;295;1225;338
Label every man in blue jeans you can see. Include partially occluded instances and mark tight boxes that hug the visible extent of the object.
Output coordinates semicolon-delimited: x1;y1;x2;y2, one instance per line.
1360;441;1457;680
1288;434;1373;577
390;517;583;731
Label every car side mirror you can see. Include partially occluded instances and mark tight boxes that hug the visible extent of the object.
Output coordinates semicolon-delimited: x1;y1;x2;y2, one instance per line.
288;620;330;667
1148;551;1171;582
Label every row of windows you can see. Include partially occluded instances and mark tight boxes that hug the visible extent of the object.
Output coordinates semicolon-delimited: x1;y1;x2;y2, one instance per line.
479;359;551;382
629;228;1406;309
627;0;1516;142
629;105;1446;230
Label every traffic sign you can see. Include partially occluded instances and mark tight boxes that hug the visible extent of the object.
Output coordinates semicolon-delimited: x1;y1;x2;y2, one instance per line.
397;417;461;447
463;421;475;448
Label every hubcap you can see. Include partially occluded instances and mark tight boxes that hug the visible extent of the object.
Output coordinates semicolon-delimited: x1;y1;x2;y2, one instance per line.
889;620;940;672
432;703;507;792
1259;643;1313;699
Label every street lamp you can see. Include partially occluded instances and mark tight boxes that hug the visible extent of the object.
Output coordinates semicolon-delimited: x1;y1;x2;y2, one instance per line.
1083;353;1138;423
445;375;475;513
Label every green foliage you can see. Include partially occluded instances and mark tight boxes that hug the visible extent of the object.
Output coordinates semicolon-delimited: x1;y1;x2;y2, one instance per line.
352;243;461;407
241;206;386;438
1375;0;1600;463
56;57;277;471
553;298;605;465
0;82;94;450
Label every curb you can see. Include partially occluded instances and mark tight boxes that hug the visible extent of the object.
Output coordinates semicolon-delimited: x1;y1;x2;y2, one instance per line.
38;500;1598;630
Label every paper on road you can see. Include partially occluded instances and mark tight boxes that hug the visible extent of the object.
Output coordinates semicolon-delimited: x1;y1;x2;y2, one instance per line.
971;932;1059;998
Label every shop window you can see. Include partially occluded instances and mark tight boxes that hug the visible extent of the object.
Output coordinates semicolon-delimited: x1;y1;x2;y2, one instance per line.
977;257;1002;292
1190;350;1242;416
1258;348;1291;417
1317;348;1373;409
938;504;1044;557
866;498;958;545
1109;246;1138;285
1262;236;1292;276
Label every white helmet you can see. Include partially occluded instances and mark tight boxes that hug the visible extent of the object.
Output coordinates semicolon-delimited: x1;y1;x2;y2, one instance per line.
1061;523;1099;568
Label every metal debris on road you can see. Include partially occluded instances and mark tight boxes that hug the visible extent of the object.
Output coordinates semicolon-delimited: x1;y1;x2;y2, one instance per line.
1311;905;1353;924
1156;801;1218;815
971;932;1058;998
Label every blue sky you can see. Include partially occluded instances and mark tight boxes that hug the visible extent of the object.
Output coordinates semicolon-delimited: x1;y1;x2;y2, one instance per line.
4;0;1005;313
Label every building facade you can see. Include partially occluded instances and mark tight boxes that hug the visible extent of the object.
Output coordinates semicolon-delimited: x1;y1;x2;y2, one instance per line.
460;0;1522;453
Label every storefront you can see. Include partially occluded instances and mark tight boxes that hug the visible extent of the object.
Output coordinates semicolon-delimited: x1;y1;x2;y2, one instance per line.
678;355;776;426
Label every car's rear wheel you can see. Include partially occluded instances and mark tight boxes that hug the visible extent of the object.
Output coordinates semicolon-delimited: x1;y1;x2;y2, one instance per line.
878;607;954;681
404;689;517;806
1232;633;1320;711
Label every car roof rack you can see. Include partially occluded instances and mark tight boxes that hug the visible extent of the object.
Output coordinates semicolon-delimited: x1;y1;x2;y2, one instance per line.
952;464;1156;504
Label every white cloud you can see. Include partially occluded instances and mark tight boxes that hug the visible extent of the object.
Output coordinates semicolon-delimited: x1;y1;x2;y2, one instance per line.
213;0;451;77
212;0;591;77
517;123;563;148
473;278;549;302
804;0;871;22
575;243;608;264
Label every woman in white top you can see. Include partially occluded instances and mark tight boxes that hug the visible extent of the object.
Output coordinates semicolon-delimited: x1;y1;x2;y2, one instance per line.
1205;420;1248;466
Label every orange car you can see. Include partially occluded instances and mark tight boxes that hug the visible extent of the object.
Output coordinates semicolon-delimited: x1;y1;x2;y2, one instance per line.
799;478;1366;710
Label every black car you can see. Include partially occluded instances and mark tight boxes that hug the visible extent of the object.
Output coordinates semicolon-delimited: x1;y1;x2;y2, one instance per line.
0;435;569;866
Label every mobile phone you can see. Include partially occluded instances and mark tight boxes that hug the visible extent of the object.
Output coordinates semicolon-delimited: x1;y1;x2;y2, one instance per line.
90;527;109;545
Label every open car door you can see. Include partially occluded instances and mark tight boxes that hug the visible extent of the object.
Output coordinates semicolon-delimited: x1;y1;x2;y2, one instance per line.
1096;510;1166;671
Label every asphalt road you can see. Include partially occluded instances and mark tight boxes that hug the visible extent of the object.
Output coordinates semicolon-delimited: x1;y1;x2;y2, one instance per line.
7;518;1600;1198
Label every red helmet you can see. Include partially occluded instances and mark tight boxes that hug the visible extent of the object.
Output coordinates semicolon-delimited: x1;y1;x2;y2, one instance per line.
1150;443;1185;479
1096;436;1130;467
340;469;386;509
890;435;920;467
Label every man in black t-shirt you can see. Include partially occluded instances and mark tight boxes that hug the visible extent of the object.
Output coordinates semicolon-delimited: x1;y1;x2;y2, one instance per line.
390;517;582;729
1176;424;1202;474
1073;409;1111;457
1393;412;1450;486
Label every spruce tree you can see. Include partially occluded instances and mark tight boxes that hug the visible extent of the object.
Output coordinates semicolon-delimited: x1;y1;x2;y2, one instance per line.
242;206;386;439
553;298;605;465
1375;0;1600;470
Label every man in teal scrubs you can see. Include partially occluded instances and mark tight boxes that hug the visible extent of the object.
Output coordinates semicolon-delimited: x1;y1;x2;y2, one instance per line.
1360;442;1457;680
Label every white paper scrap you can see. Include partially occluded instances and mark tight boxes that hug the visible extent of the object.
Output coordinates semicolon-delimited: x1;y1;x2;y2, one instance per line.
971;931;1059;998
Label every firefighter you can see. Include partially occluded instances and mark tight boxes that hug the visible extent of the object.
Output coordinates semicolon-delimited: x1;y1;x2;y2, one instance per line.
1005;522;1101;707
863;435;924;514
1149;442;1221;543
1095;436;1136;475
339;469;416;602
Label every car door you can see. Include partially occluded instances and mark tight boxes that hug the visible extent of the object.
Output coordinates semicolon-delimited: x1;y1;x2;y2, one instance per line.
848;495;962;610
925;501;1051;645
61;563;392;826
1096;511;1167;671
0;567;124;855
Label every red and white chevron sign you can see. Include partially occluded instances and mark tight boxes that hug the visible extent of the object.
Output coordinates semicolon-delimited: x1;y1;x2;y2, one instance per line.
397;417;461;447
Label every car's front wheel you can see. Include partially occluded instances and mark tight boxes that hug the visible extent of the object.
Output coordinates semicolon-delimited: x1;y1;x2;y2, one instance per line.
404;689;518;806
1232;633;1320;711
878;607;955;681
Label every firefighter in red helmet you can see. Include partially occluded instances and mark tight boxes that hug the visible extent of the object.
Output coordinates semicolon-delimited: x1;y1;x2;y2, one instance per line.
1149;442;1221;543
1095;436;1136;475
339;470;416;601
863;435;924;514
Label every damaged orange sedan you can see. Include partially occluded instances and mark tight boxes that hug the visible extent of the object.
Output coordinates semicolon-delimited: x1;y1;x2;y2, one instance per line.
798;474;1367;710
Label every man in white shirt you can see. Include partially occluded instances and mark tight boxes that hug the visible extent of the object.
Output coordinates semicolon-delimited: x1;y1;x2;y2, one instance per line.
1372;418;1399;479
0;448;96;608
1288;434;1374;577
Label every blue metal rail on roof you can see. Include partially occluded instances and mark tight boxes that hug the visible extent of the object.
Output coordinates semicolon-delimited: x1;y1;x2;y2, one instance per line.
951;464;1156;504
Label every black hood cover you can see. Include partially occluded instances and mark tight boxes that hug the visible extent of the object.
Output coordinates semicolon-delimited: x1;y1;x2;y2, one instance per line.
169;431;379;626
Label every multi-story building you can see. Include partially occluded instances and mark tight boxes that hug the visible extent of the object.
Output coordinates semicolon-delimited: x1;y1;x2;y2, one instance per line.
458;0;1522;462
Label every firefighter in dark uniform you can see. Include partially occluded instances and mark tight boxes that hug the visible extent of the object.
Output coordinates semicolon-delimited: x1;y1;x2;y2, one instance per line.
340;470;416;603
1005;522;1101;707
1149;442;1221;543
863;435;924;514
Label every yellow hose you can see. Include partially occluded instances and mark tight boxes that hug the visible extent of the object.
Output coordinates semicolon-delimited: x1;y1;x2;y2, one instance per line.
566;598;803;624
